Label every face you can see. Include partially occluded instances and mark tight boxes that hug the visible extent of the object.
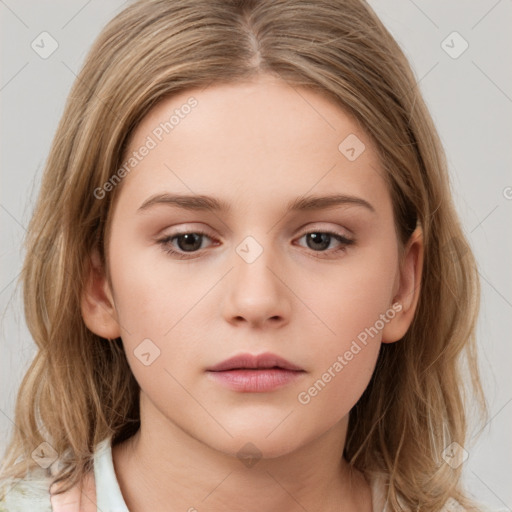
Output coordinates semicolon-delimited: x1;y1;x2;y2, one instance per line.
84;73;421;459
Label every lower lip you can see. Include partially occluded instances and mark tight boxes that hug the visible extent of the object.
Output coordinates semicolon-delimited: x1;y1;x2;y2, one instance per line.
206;369;305;392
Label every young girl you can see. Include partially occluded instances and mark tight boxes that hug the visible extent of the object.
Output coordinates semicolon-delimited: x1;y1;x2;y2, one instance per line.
0;0;490;511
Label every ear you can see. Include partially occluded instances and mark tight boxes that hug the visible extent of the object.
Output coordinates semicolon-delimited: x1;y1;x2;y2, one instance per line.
381;226;424;343
81;247;121;339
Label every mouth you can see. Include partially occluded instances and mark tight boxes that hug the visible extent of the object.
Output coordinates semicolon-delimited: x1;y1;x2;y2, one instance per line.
206;352;305;372
205;352;305;392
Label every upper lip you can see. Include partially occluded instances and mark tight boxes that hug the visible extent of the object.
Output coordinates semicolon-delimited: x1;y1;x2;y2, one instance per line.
206;352;304;372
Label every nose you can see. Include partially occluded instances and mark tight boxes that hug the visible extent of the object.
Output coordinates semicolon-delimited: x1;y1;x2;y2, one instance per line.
221;238;292;329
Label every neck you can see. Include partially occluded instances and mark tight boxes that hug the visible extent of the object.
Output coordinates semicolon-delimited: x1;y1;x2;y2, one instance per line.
111;395;373;512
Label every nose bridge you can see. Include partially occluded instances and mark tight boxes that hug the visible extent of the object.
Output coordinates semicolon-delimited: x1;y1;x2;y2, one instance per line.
233;233;279;292
223;232;291;324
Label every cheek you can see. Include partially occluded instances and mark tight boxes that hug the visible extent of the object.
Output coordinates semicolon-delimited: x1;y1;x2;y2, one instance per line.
108;219;397;414
108;240;207;338
293;244;396;409
107;243;212;393
296;337;380;419
299;242;398;349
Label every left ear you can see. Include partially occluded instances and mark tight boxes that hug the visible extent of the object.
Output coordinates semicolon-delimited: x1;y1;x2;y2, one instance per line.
382;226;424;343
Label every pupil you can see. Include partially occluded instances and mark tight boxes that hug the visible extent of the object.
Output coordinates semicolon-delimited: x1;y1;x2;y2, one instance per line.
178;233;202;252
175;233;331;253
308;232;329;251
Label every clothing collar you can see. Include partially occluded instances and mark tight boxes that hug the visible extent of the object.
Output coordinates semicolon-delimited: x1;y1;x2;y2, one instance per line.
94;437;387;512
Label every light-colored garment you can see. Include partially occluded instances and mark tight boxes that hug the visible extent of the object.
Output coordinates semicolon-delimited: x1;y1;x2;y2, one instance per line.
0;437;470;512
0;438;126;512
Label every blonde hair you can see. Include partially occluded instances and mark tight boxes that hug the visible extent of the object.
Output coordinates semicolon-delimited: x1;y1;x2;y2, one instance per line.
0;0;488;510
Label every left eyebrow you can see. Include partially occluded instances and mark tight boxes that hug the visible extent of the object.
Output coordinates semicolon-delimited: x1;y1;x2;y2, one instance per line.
137;193;376;215
287;193;376;214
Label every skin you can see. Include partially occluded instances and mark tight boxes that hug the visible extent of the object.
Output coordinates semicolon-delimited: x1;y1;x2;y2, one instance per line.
81;73;423;512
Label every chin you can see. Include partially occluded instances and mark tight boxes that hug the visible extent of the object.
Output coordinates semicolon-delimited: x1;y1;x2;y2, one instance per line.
204;427;308;463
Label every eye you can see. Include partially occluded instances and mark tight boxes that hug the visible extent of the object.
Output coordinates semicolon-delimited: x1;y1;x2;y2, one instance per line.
158;230;217;259
157;228;355;259
295;230;355;258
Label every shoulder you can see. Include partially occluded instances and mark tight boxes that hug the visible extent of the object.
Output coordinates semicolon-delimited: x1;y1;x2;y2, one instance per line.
0;468;53;512
0;467;96;512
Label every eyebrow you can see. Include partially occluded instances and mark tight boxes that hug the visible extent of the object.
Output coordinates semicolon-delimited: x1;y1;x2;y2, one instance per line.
137;192;376;214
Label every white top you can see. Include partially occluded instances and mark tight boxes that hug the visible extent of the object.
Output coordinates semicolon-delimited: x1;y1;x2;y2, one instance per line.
0;437;473;512
92;438;129;512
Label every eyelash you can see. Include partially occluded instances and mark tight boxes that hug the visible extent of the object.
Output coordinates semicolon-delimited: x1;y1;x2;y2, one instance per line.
157;228;355;260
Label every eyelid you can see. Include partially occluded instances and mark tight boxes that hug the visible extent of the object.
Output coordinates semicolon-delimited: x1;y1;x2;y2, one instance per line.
156;224;217;240
157;223;355;261
159;222;352;242
296;222;353;238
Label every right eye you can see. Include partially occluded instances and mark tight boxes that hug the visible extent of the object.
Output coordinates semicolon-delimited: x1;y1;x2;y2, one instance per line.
157;230;218;259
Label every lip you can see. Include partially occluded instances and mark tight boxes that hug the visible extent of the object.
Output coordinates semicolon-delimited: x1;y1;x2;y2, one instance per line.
206;352;304;372
205;352;306;393
206;369;305;392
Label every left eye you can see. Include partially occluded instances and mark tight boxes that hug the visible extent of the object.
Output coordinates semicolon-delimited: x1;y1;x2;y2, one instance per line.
296;231;354;254
158;230;354;259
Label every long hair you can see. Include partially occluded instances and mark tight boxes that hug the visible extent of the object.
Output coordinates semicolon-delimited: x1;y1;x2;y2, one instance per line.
0;1;488;510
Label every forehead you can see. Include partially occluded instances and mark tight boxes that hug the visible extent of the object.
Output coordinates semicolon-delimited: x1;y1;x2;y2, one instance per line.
115;75;390;217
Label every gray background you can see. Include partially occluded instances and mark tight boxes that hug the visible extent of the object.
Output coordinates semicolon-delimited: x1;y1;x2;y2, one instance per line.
1;1;511;509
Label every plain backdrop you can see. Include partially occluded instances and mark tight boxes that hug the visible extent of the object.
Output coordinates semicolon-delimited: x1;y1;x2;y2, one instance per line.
1;1;511;510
